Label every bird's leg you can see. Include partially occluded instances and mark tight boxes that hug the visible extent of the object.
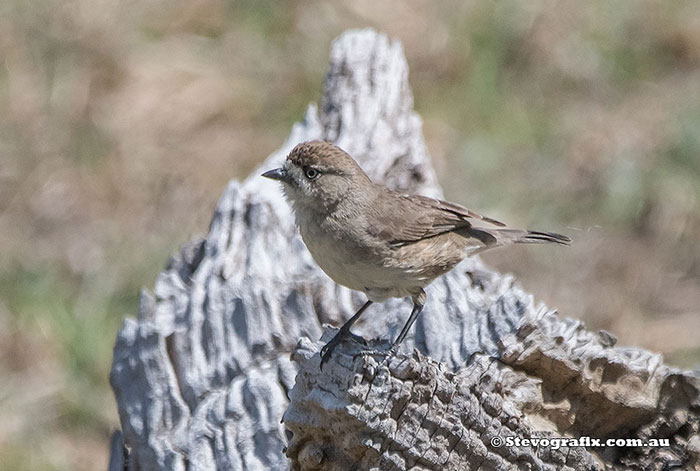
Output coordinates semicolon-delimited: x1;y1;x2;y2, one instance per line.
389;290;426;355
320;300;373;369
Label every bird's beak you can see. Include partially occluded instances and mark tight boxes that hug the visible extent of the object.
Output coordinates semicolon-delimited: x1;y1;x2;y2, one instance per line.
262;167;288;183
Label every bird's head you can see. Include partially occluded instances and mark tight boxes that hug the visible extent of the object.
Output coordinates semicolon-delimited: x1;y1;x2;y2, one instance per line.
262;140;372;212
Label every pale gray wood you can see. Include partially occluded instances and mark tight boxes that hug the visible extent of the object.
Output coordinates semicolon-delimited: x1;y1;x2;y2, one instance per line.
285;338;605;470
109;28;700;471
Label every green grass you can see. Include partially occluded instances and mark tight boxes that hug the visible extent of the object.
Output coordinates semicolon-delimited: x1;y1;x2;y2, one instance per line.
0;246;172;469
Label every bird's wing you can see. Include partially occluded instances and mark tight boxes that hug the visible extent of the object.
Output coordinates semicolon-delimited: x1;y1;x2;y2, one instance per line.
369;192;505;247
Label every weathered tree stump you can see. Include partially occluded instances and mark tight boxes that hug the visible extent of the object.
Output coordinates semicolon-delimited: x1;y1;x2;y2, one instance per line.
109;29;700;471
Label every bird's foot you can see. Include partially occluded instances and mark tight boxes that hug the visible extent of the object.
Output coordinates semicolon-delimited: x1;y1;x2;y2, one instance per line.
319;330;367;370
347;331;368;345
320;334;342;370
357;343;401;369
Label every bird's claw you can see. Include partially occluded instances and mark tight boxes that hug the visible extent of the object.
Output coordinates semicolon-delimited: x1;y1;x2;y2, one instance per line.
319;337;339;370
320;329;364;370
320;331;399;370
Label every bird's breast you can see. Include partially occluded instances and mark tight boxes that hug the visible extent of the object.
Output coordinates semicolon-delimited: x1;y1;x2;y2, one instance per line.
294;210;401;297
297;214;369;290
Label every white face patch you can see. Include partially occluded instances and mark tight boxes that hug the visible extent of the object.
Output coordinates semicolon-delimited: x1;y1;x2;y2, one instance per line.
281;162;315;205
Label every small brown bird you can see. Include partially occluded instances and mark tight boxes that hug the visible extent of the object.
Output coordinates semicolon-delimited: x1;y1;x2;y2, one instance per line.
263;140;570;367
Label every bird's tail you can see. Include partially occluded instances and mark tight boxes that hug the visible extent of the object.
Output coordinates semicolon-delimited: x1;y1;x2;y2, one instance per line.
498;229;571;246
468;228;571;253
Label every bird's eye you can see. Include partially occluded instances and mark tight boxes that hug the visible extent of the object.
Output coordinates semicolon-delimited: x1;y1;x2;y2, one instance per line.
304;167;320;180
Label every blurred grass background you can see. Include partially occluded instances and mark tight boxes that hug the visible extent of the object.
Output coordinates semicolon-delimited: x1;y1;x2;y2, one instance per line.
1;1;699;469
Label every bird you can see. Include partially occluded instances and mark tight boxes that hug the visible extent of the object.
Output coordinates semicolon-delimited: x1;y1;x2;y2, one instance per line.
262;140;570;368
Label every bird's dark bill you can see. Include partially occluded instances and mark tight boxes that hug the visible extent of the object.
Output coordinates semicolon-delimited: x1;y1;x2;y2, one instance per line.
262;168;288;182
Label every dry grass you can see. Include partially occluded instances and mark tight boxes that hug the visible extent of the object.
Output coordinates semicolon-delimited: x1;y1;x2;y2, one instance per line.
1;1;699;469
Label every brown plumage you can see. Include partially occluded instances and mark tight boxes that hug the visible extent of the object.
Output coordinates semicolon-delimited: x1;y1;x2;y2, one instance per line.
263;140;570;368
368;191;570;250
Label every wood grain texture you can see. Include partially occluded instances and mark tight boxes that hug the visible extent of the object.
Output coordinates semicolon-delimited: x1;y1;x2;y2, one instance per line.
109;29;700;471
